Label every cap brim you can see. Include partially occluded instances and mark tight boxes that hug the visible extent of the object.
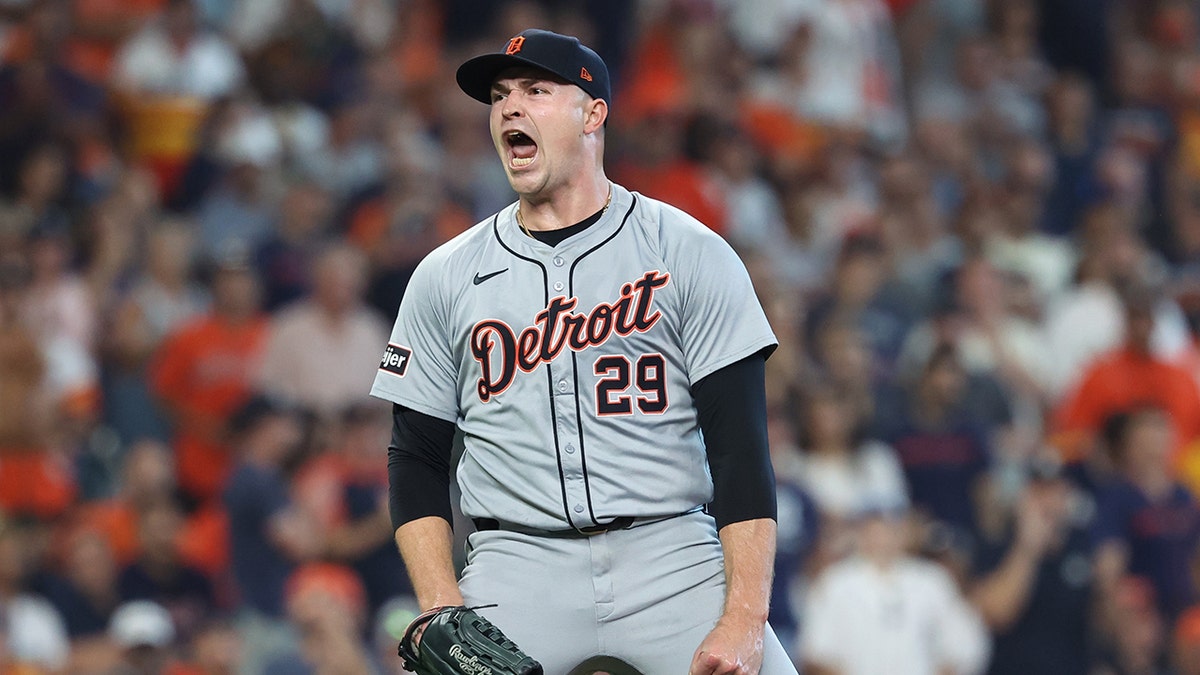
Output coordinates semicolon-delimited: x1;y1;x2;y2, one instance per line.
456;53;565;104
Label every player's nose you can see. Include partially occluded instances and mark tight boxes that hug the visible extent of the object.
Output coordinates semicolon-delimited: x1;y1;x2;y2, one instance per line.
501;91;524;118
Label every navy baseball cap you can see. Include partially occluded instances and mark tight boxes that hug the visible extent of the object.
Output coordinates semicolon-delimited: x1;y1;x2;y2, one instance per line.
456;29;610;108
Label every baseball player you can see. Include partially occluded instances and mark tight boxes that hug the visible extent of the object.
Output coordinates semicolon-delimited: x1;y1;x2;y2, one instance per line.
372;28;797;674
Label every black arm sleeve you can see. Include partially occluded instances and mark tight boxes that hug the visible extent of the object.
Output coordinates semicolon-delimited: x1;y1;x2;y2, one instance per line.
692;351;777;530
387;404;457;531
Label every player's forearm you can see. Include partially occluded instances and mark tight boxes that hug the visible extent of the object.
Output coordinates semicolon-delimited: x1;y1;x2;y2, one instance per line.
717;517;776;625
395;516;464;610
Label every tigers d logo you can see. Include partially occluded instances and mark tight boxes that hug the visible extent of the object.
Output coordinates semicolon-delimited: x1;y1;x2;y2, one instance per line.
505;36;525;55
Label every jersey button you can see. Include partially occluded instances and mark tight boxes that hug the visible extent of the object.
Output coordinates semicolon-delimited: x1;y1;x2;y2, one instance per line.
558;380;568;393
553;281;564;292
553;256;565;267
573;504;585;513
565;444;575;454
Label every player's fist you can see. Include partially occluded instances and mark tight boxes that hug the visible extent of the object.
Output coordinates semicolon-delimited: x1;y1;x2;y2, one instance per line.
688;618;764;675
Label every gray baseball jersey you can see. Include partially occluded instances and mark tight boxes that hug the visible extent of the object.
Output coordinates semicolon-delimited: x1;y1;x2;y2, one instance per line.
370;183;777;531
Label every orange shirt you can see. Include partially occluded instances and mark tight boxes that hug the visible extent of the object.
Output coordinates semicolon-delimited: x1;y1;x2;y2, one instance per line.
0;450;76;519
1053;347;1200;463
151;315;268;501
71;500;140;565
177;501;229;583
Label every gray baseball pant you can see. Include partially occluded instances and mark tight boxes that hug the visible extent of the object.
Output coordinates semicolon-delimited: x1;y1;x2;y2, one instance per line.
459;510;798;674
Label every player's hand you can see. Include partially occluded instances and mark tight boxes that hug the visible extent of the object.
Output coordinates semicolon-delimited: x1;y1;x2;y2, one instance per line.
688;615;765;675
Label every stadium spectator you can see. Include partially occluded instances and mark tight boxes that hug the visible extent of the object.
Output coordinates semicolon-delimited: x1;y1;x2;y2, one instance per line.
1054;286;1200;466
876;151;960;311
0;256;76;521
150;252;268;505
883;343;991;542
112;0;245;199
294;97;383;201
70;439;177;568
117;499;218;642
255;243;389;423
222;395;320;673
984;137;1075;303
293;403;407;617
792;381;908;525
252;182;331;313
193;103;283;266
800;504;990;675
35;527;120;642
969;456;1094;675
1093;406;1200;623
102;222;206;450
0;515;69;673
897;256;1048;413
262;563;374;675
22;221;100;432
805;233;914;371
1042;72;1102;237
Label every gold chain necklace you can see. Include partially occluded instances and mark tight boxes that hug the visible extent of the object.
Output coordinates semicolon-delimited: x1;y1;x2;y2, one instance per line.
517;184;613;238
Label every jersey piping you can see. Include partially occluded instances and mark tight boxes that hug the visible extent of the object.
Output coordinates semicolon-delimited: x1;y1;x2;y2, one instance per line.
567;197;638;526
490;214;574;527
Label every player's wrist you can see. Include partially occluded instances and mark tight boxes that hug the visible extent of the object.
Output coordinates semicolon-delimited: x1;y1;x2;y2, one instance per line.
419;592;465;612
717;603;769;628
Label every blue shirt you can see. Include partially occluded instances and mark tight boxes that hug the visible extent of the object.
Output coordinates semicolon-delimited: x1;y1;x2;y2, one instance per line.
1092;480;1200;618
224;462;293;617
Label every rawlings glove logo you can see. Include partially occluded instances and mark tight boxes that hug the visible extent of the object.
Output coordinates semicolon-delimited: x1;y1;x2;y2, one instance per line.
449;644;493;675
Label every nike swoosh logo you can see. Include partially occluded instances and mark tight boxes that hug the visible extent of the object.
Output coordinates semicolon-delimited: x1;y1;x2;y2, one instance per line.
473;268;509;285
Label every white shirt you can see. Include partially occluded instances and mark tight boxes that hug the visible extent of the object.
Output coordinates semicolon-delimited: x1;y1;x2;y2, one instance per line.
984;232;1076;304
1041;283;1192;399
796;441;909;518
115;25;245;99
257;302;390;416
802;556;990;675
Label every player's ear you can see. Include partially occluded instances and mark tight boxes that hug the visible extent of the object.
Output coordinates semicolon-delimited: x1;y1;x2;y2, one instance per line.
583;97;607;134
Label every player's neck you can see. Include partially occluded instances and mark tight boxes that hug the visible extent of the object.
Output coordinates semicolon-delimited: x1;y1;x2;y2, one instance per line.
517;176;611;233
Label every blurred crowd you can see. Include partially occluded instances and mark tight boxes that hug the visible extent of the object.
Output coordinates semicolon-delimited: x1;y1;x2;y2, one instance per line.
1;0;1200;673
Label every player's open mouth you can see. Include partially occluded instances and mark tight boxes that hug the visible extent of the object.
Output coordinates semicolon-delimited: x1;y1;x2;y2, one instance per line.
505;131;537;168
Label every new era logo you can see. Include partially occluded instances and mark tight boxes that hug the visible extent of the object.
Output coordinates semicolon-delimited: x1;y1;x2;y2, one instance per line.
379;343;412;377
580;66;593;82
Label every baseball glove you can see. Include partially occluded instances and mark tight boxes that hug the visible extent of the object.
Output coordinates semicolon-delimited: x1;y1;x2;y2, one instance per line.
399;605;543;675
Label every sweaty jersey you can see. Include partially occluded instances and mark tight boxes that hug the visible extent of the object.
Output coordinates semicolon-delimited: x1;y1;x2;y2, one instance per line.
370;184;777;530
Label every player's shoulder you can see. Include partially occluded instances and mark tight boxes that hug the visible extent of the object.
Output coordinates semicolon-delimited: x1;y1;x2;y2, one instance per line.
628;191;722;240
624;189;737;262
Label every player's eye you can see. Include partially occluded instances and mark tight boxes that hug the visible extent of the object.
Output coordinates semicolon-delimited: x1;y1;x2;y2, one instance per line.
491;91;507;103
530;86;548;95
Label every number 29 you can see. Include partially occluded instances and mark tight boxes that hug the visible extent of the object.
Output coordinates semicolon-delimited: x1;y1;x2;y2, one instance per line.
593;354;668;416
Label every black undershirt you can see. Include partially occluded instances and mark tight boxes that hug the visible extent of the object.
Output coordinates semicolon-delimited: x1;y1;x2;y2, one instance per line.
387;351;776;532
524;205;606;246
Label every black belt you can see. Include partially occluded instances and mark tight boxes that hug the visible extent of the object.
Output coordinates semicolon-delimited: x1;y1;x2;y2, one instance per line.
472;508;702;538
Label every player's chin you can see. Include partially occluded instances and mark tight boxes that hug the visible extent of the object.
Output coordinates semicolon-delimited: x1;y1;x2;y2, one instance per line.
505;165;544;192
